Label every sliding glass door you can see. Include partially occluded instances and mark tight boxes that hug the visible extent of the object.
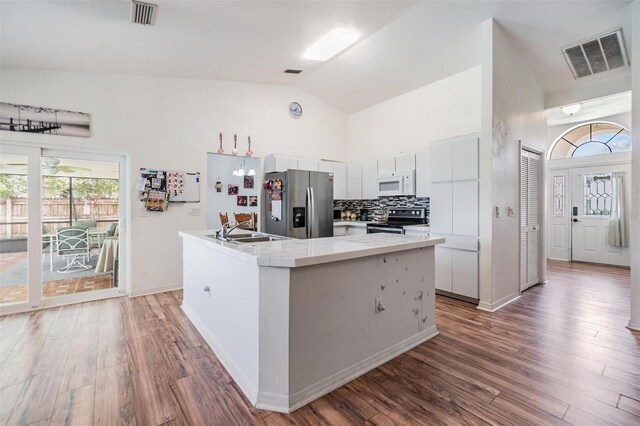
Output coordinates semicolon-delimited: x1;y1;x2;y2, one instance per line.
0;145;41;312
0;144;127;314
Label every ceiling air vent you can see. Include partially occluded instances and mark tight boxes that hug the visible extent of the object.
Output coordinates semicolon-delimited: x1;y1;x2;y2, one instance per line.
284;69;303;74
562;29;629;79
130;1;157;26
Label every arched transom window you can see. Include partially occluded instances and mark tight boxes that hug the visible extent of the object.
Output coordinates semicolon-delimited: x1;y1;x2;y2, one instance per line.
549;121;631;160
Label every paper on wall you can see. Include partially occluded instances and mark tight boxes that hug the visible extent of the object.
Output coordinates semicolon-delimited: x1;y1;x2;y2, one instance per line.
272;200;282;221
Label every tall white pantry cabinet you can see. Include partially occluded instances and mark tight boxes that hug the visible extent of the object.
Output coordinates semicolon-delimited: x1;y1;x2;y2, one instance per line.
428;135;480;300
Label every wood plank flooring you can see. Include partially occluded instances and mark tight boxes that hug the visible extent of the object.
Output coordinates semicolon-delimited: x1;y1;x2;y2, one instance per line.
0;260;638;425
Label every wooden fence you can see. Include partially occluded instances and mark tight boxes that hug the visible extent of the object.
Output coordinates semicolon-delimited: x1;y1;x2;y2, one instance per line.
0;198;119;239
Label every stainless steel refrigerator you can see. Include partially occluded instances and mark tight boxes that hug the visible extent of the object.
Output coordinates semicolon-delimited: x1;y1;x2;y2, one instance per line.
264;170;334;239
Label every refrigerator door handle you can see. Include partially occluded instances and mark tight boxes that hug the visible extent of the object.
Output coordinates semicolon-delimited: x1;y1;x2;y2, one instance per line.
306;187;311;239
310;186;315;239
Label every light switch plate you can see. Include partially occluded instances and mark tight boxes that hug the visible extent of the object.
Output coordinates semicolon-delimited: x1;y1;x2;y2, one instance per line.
188;208;201;216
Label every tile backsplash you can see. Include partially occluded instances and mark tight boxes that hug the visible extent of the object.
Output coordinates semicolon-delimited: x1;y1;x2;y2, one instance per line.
334;196;429;222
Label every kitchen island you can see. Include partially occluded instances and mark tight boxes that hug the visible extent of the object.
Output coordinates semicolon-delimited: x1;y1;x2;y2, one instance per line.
179;230;444;413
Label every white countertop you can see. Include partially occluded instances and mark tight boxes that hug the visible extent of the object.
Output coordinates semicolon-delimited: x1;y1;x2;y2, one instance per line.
403;225;431;232
180;230;445;268
332;220;373;227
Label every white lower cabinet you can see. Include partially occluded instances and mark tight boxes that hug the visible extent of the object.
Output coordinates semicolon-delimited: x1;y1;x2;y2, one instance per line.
435;247;453;292
346;226;367;236
333;226;347;236
434;245;478;299
452;250;478;298
333;224;367;236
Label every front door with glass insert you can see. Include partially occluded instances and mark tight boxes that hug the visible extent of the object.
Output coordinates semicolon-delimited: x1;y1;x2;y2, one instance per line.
570;165;631;266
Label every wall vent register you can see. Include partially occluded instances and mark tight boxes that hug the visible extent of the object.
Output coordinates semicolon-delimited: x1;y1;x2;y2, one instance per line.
130;1;157;26
562;29;629;79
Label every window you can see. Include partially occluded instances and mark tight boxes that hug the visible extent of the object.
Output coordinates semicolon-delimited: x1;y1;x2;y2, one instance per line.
583;174;612;217
549;122;631;160
552;176;565;217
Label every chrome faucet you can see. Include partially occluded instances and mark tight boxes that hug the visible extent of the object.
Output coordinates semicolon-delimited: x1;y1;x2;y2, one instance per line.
216;220;253;241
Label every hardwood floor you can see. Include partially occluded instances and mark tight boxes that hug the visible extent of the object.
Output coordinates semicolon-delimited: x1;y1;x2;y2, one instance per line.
0;260;638;425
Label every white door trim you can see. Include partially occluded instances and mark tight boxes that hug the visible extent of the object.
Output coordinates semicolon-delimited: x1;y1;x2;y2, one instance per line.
520;143;546;291
547;153;632;268
0;139;132;314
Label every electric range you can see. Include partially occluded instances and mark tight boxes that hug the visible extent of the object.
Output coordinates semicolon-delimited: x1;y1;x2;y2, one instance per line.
366;208;428;234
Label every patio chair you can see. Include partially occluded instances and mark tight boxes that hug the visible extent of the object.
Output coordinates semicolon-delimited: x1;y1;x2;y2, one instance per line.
56;227;91;273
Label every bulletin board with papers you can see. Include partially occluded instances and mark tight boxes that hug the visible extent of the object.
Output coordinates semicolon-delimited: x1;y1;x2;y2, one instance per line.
138;168;201;206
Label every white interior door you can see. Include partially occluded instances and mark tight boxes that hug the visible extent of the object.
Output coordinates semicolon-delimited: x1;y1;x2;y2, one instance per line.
548;169;571;260
570;165;631;266
521;150;541;291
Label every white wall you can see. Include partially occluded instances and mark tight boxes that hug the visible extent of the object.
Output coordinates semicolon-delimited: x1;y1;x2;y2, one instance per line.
346;66;481;161
206;154;260;229
479;20;547;311
1;69;347;295
629;0;640;331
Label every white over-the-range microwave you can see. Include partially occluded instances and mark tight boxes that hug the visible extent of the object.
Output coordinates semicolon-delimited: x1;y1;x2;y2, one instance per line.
376;170;415;197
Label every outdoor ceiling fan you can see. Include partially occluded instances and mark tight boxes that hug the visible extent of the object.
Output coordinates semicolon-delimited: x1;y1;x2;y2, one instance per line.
4;157;93;175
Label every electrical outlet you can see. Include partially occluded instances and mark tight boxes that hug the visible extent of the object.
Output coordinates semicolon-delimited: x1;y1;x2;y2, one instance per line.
507;207;515;217
375;297;385;313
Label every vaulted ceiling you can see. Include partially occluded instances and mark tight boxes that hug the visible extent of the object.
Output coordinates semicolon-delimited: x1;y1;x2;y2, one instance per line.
1;1;634;114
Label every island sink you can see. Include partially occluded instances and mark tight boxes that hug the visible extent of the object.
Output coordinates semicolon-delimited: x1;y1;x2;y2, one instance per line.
205;231;288;243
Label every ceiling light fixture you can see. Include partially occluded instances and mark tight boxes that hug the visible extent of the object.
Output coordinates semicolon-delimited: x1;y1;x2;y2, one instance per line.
303;29;360;61
561;103;582;116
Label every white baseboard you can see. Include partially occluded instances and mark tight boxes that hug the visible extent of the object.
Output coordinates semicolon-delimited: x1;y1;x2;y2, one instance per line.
181;302;258;404
628;320;640;332
128;284;182;297
477;292;520;312
256;326;440;413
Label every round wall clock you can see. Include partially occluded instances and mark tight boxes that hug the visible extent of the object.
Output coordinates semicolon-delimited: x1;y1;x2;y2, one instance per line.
289;102;302;119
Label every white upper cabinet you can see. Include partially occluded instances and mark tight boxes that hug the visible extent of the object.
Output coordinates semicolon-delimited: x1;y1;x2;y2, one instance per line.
378;154;415;176
361;160;378;199
297;158;319;171
332;162;347;200
430;182;453;234
395;153;416;172
430;142;453;182
415;148;431;197
318;161;334;173
452;136;479;181
322;161;347;200
347;163;363;200
264;154;298;173
452;181;479;236
377;157;395;175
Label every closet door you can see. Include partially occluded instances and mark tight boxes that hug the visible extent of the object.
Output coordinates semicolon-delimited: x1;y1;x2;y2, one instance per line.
521;150;541;291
